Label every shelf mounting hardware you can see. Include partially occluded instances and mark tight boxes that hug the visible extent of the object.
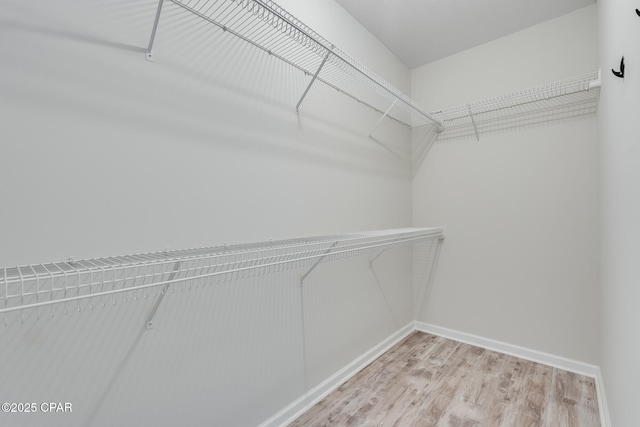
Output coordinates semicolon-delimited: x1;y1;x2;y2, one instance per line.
300;241;338;285
468;105;480;142
145;260;181;330
369;247;389;266
296;50;332;113
146;0;165;62
416;237;445;319
368;98;398;138
368;247;399;327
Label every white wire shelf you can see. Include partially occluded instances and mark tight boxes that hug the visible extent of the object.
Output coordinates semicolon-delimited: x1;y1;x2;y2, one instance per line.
0;228;444;322
430;70;601;142
144;1;600;159
146;0;443;131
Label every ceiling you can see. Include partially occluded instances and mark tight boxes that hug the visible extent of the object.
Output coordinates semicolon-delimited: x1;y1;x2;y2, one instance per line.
334;0;596;68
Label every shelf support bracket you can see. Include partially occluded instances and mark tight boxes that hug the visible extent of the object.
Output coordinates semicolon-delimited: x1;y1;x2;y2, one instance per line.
368;98;398;138
300;241;338;285
468;105;480;142
146;0;165;62
145;260;181;330
369;247;389;266
296;50;331;113
368;249;400;327
416;236;444;319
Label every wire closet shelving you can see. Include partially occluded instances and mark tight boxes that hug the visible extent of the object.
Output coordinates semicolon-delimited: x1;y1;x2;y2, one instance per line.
145;1;601;159
146;0;444;132
411;70;601;170
428;71;601;143
0;227;444;326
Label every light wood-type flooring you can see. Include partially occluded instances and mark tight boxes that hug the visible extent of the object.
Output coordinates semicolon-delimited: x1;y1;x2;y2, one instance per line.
289;331;600;427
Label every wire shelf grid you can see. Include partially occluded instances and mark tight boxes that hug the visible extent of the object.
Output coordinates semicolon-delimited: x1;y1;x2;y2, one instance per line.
431;71;601;142
161;0;443;129
0;228;444;320
147;1;601;156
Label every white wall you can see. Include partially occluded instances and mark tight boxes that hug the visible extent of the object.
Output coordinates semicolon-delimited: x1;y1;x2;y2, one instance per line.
0;0;417;426
599;0;640;425
412;6;600;364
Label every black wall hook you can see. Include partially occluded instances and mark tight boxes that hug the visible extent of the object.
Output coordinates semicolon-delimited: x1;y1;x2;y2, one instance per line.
612;56;625;78
636;8;640;17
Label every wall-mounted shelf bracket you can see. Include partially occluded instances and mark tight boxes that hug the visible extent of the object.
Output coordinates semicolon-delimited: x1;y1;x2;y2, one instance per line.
468;105;480;142
367;247;399;327
296;50;331;113
300;241;338;285
415;235;445;318
368;98;398;138
369;247;389;266
145;0;165;62
145;260;180;330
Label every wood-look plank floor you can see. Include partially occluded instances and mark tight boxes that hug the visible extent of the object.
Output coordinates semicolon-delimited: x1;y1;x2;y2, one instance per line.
289;332;600;427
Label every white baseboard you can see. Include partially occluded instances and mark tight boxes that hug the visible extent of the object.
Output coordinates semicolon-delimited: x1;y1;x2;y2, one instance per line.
594;366;611;427
415;321;599;377
258;322;416;427
415;321;610;427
